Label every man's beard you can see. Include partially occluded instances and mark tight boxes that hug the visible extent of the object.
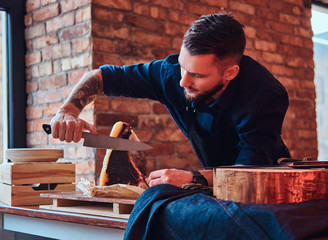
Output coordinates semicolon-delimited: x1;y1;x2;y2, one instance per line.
183;81;225;105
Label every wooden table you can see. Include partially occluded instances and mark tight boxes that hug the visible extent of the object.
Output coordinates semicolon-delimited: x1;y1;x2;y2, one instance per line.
0;200;127;240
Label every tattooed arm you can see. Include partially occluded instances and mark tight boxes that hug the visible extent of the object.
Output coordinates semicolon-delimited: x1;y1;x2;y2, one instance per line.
50;69;103;143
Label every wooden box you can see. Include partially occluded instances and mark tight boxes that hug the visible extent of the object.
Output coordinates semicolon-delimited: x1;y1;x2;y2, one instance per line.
0;162;75;206
213;167;328;204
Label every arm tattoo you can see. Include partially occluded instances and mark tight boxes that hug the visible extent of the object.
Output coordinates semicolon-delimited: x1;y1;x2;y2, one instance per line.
70;72;103;111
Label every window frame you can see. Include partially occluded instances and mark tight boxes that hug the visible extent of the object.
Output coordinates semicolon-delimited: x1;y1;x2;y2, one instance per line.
0;0;26;149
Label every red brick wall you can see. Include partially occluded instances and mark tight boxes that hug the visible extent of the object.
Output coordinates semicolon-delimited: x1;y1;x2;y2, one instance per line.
25;0;317;181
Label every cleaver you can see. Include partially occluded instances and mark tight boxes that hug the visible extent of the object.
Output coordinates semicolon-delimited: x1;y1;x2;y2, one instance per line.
42;124;152;151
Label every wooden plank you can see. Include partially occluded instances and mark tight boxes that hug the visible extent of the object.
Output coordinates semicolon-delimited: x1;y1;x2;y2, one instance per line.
41;203;130;219
0;163;75;185
41;192;136;205
213;167;328;204
5;148;63;163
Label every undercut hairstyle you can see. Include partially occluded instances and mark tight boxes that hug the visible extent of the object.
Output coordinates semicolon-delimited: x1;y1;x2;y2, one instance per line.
183;13;246;64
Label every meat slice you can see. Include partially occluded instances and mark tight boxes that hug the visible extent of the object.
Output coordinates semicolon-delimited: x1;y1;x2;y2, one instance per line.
99;121;148;189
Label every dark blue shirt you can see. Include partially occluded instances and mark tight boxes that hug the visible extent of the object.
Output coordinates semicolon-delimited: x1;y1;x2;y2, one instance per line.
100;54;290;167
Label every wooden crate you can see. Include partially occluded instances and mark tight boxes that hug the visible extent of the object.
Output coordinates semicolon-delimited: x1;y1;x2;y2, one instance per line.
0;162;75;206
213;166;328;204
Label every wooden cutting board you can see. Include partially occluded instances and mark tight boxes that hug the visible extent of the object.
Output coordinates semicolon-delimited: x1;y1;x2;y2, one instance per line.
213;166;328;204
40;192;136;219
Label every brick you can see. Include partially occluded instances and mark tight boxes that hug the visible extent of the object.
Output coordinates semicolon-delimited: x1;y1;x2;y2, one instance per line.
111;99;151;114
153;103;168;114
133;129;153;142
294;26;312;38
158;155;197;169
27;132;48;146
150;6;167;20
26;105;43;119
295;89;315;99
279;13;301;25
25;13;33;26
33;34;58;49
92;22;131;40
34;90;62;105
46;13;75;33
73;37;91;54
25;23;46;40
61;0;90;13
245;0;267;7
33;3;59;22
94;97;110;111
126;15;165;33
93;38;115;53
185;2;220;15
92;7;124;23
92;0;132;10
270;65;294;77
244;26;256;39
176;142;195;154
26;0;41;12
254;40;276;51
256;9;279;21
133;3;150;15
38;61;53;77
282;0;303;6
62;53;92;71
151;0;184;10
44;102;63;117
165;22;188;36
64;146;95;159
229;1;255;15
172;37;183;50
200;0;228;8
25;51;41;66
68;68;90;84
40;74;67;90
135;31;171;48
270;1;293;14
60;23;91;41
289;99;315;109
138;115;176;128
168;11;196;25
155;128;187;142
41;0;57;6
76;6;92;22
269;21;294;34
286;56;309;68
42;43;71;61
93;53;121;68
96;113;138;127
262;52;284;64
144;142;175;156
26;80;38;93
295;68;314;81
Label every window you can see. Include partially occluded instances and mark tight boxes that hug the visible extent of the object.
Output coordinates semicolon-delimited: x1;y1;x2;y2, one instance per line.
312;5;328;160
0;1;26;162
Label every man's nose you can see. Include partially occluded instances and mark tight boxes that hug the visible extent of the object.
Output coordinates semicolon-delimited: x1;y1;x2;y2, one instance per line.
180;71;192;88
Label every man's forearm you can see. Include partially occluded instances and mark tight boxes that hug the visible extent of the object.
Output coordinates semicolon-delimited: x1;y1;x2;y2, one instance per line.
63;69;103;114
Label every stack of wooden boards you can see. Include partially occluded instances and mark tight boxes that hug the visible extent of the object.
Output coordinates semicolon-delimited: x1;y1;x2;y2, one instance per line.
0;148;75;206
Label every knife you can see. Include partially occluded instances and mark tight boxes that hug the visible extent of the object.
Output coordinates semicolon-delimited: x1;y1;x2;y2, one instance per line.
42;124;152;151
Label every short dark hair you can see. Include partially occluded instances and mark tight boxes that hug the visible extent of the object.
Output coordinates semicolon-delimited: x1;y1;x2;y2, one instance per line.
183;13;246;63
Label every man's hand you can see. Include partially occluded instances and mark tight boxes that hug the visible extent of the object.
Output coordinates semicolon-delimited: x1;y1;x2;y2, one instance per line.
147;169;193;187
50;105;97;143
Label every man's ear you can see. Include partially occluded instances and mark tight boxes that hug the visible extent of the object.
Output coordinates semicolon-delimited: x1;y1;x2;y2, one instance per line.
224;64;240;81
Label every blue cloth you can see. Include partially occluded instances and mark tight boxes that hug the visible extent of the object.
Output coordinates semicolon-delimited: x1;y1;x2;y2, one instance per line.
100;54;290;167
124;185;328;240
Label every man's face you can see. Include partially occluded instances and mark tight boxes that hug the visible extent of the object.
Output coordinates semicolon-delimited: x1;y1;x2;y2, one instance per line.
178;45;229;104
